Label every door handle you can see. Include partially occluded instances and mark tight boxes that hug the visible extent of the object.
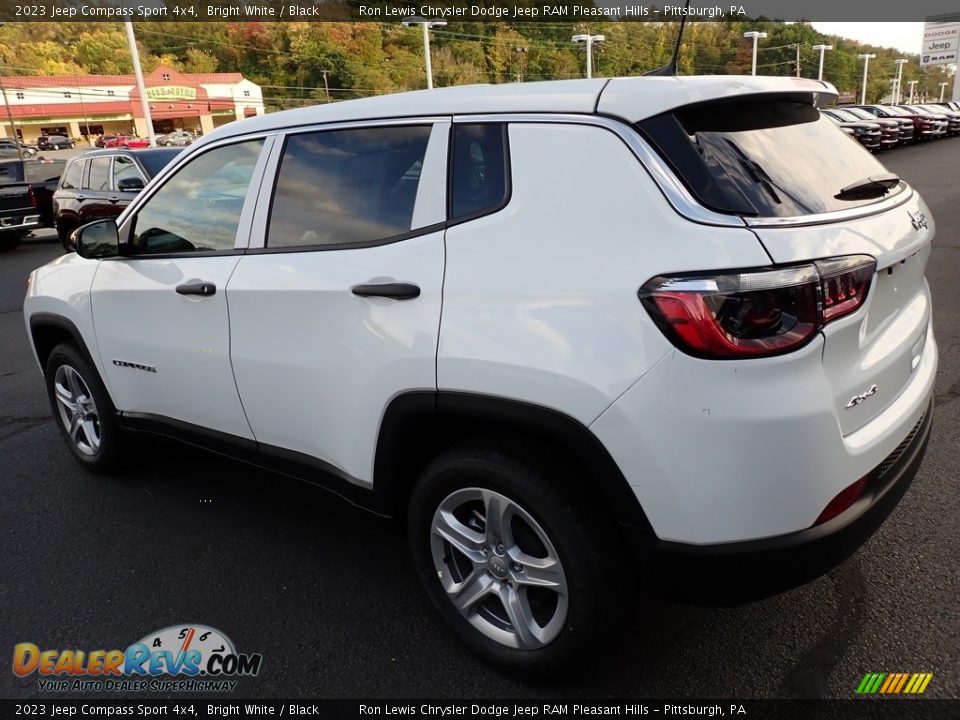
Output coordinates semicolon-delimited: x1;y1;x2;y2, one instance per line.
176;282;217;297
351;282;420;300
75;194;87;202
107;195;120;203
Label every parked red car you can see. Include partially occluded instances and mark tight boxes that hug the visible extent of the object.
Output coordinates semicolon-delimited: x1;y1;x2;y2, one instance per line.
121;137;151;149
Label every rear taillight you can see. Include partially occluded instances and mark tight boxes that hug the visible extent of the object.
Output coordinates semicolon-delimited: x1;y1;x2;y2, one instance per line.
28;186;37;208
639;255;876;359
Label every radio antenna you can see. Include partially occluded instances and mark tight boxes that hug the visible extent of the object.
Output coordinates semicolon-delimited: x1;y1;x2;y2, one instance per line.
643;1;692;76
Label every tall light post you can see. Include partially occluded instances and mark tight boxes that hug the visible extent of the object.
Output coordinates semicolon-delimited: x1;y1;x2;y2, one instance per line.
402;17;447;90
512;46;528;83
858;53;876;105
908;80;918;104
812;44;833;81
124;20;156;147
572;34;604;80
940;82;949;102
0;23;23;159
893;59;908;104
743;31;768;76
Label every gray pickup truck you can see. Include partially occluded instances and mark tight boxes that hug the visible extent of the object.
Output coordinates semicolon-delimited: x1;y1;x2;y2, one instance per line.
0;158;65;251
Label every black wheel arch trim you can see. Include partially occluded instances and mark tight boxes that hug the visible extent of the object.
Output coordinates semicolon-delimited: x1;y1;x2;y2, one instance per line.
375;390;655;535
29;313;105;383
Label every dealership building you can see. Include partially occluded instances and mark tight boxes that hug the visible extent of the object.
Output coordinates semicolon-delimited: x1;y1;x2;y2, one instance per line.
0;66;265;144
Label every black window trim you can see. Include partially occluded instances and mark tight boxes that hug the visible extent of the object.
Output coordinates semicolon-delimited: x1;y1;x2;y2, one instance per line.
445;121;512;228
256;122;439;255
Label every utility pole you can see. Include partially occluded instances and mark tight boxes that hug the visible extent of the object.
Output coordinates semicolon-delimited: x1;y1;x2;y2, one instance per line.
124;20;156;147
402;17;447;90
893;59;908;105
858;53;876;105
321;70;330;103
789;43;801;78
940;82;949;102
908;80;918;104
812;44;833;82
572;34;604;80
743;31;767;76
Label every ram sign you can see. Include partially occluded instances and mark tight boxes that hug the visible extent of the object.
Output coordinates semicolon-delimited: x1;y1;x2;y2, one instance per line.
921;20;959;66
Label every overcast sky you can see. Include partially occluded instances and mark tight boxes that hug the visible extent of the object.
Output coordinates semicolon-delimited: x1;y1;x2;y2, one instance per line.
810;23;926;54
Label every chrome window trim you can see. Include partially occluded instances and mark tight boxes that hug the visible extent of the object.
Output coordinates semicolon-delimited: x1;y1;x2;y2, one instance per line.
454;113;916;230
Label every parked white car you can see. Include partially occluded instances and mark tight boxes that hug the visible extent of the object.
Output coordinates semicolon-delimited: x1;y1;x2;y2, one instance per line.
24;76;937;676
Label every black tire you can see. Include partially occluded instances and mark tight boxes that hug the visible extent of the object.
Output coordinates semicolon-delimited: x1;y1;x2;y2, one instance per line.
44;342;120;473
56;222;76;252
408;440;622;678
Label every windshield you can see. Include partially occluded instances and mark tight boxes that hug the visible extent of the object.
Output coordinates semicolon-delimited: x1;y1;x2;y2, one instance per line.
828;109;861;122
845;107;884;121
639;98;896;218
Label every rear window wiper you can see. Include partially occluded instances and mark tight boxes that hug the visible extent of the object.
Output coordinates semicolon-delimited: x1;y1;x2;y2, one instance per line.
834;173;900;201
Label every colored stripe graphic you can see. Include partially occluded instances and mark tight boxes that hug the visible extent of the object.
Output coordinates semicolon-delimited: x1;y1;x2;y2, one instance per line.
857;673;933;694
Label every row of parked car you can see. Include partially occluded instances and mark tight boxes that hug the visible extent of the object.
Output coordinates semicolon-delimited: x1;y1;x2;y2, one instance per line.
96;131;196;149
822;101;960;151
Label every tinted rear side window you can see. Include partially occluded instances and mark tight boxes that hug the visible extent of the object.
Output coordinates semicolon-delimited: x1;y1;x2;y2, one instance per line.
449;123;509;222
639;97;893;218
268;125;431;249
87;157;111;191
138;149;182;178
60;160;84;190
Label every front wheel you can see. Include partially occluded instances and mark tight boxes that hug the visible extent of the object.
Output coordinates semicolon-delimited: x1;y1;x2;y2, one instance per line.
45;342;120;472
408;442;621;677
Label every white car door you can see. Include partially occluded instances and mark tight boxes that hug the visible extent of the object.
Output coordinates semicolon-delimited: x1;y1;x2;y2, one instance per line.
91;137;274;439
227;120;449;485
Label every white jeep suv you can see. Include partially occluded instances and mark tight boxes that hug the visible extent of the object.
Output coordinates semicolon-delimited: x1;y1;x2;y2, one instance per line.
24;76;937;676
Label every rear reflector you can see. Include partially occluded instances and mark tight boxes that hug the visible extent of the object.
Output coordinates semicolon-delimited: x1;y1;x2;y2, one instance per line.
813;477;868;526
640;255;876;360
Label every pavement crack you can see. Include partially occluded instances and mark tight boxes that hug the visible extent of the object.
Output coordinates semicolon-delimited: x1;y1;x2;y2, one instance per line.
780;557;868;700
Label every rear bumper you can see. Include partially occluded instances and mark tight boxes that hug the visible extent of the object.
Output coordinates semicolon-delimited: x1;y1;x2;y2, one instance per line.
632;397;933;604
0;214;40;231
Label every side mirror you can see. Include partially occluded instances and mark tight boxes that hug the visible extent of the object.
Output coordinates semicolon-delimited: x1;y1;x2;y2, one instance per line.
117;177;145;192
73;220;120;259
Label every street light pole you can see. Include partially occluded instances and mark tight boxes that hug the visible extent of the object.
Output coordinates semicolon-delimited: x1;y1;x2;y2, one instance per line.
513;47;528;83
940;82;949;102
402;17;447;90
743;31;768;76
893;59;908;105
811;44;833;81
858;53;876;105
124;20;156;147
908;80;918;104
572;34;605;79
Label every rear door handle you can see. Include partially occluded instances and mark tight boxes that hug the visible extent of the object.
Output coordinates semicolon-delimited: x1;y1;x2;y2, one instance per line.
176;282;217;297
75;194;87;202
351;282;420;300
107;195;120;203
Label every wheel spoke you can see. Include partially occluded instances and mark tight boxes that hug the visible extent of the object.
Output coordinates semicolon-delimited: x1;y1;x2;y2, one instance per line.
68;414;83;443
497;583;538;648
434;510;485;564
511;554;565;590
54;383;77;413
483;490;512;548
64;367;82;399
81;418;100;451
451;570;494;613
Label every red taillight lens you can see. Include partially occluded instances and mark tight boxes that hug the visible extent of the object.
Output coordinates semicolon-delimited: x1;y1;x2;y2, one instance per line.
640;255;876;360
28;186;37;208
813;476;868;526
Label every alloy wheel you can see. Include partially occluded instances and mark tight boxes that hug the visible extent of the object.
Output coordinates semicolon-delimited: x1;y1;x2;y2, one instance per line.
430;487;569;650
53;365;101;456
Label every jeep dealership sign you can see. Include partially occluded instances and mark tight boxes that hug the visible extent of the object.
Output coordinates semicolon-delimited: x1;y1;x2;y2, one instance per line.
921;20;959;66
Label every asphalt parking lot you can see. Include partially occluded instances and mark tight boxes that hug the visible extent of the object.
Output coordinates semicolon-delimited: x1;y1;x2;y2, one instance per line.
1;138;958;701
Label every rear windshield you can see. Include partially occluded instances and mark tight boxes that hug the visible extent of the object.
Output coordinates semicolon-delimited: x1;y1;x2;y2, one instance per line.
638;96;896;218
138;149;182;178
24;160;65;183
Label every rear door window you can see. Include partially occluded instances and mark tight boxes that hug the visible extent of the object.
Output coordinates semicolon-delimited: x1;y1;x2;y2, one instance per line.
60;160;84;190
267;125;431;248
87;157;111;191
638;97;894;218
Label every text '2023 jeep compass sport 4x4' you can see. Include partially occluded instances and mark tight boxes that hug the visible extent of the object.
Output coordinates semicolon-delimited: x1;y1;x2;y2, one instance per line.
25;76;936;676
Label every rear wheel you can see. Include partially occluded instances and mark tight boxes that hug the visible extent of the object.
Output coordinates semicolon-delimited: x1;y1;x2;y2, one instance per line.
0;230;28;251
408;441;621;677
45;343;120;472
56;222;76;251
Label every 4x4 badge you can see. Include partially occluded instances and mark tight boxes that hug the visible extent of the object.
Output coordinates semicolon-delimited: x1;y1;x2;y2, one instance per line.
846;384;878;409
908;210;928;231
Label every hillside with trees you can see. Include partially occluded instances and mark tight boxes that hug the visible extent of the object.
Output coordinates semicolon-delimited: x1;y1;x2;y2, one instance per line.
0;20;953;109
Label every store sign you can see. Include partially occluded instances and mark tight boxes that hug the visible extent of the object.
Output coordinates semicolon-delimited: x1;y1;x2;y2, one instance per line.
145;86;197;101
921;21;960;66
